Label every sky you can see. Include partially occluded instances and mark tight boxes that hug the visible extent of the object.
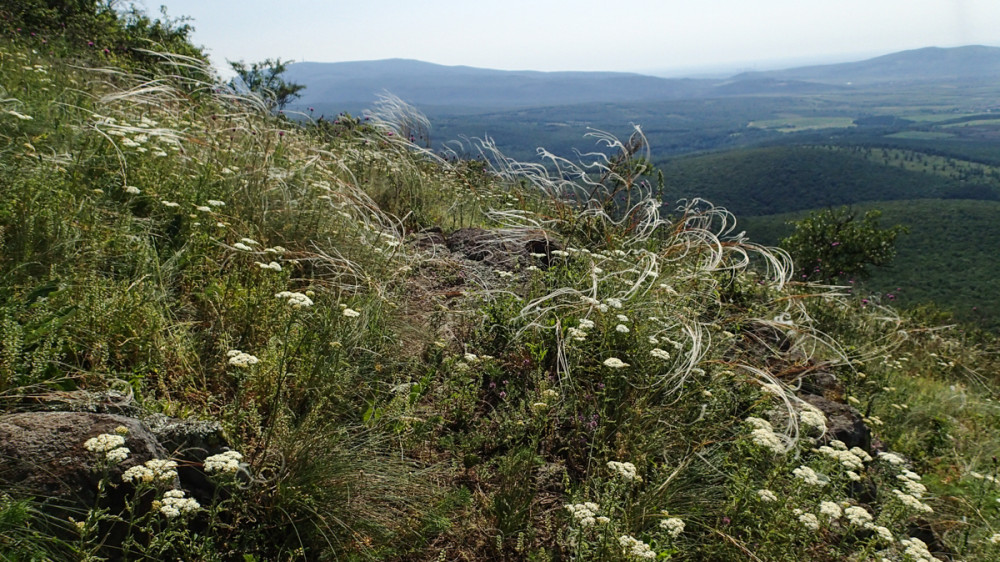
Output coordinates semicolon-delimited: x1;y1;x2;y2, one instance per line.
147;0;1000;77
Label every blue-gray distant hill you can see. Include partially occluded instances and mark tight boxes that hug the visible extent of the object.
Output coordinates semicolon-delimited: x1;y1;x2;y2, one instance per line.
282;59;716;113
733;45;1000;85
284;46;1000;115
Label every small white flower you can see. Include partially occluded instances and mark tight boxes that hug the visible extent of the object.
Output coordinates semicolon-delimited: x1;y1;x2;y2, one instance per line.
844;505;873;526
615;324;630;334
605;298;623;309
660;516;684;538
124;185;141;195
578;319;595;329
603;357;629;369
105;447;130;464
616;314;629;322
160;200;180;208
204;450;243;474
84;433;126;454
275;291;314;309
160;489;200;517
798;512;820;530
799;405;827;433
195;205;212;212
122;459;178;484
618;535;656;559
207;199;226;207
255;261;282;272
233;242;252;251
819;501;842;520
793;465;827;487
227;350;259;368
650;348;671;360
756;489;778;502
607;461;642;482
342;308;361;318
878;452;907;465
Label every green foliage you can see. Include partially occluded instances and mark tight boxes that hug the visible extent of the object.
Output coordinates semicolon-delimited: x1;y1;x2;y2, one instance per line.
781;206;907;283
230;58;306;110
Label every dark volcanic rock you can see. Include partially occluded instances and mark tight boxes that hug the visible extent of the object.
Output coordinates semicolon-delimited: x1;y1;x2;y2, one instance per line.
802;394;871;451
446;227;560;269
0;412;168;507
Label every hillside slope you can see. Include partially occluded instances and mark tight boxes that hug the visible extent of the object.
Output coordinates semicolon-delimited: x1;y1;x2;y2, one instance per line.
4;8;1000;562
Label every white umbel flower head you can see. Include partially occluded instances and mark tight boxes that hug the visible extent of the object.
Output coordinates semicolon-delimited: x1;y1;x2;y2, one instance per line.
159;489;200;518
660;516;684;538
603;357;629;369
757;489;778;502
84;433;125;454
227;350;259;368
275;291;314;309
607;461;642;482
204;450;243;474
618;535;655;559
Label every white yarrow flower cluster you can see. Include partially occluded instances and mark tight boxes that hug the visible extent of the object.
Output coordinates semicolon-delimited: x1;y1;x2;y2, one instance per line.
844;505;873;526
275;291;314;308
84;433;125;454
899;537;935;561
603;357;629;369
607;461;642;482
159;489;200;518
255;261;282;271
757;489;778;502
84;433;130;463
565;502;602;527
578;318;595;330
342;308;361;318
649;348;671;360
799;404;827;434
892;488;933;513
204;450;243;474
227;349;259;368
618;535;656;559
745;417;785;454
792;465;827;487
877;451;906;465
567;327;588;341
816;442;869;471
660;516;684;538
818;501;842;520
122;459;178;484
615;324;630;334
797;511;820;531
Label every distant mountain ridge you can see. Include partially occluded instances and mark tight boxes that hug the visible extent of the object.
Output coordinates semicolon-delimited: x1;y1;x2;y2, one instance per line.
283;59;715;110
733;45;1000;85
284;45;1000;113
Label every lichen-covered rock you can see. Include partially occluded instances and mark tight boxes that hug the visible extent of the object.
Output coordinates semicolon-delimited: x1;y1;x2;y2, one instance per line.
0;412;167;507
145;413;229;502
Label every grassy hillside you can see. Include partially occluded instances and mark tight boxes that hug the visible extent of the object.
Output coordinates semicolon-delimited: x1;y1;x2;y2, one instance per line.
743;199;1000;330
5;7;1000;562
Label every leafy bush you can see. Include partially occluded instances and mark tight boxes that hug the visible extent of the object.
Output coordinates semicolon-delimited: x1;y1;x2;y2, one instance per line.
782;206;907;283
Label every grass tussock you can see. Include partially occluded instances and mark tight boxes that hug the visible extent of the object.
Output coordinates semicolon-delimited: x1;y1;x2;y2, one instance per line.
4;10;1000;562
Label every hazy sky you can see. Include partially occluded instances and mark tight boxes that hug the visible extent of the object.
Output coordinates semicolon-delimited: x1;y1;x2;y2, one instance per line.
149;0;1000;76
